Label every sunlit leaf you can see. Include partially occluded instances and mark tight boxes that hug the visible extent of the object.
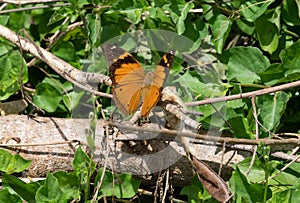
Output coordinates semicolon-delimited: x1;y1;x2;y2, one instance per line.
0;149;31;174
95;168;141;199
256;91;291;131
220;46;270;83
36;173;65;203
2;173;39;203
211;14;232;53
255;8;280;54
239;0;274;22
0;188;22;203
282;0;300;26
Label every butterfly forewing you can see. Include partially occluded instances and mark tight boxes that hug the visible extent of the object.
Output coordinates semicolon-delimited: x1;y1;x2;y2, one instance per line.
105;45;145;115
152;52;175;86
140;52;175;117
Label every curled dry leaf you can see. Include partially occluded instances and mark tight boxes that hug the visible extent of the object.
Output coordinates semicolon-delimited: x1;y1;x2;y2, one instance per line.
191;154;230;203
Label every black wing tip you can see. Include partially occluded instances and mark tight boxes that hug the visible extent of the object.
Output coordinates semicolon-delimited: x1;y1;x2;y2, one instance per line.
169;50;176;55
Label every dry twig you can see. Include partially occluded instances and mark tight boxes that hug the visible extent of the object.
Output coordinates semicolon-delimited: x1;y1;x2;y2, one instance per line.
185;80;300;106
0;24;112;98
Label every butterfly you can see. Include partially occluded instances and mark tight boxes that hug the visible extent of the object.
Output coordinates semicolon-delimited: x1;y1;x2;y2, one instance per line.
104;45;175;117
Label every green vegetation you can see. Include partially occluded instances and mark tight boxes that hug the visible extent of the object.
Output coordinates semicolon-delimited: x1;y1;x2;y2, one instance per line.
1;0;300;202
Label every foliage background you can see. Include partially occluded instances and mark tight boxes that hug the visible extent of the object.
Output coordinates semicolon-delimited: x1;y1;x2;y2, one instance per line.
0;0;300;202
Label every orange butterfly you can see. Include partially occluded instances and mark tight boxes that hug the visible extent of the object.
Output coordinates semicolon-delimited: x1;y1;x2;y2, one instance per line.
104;45;175;117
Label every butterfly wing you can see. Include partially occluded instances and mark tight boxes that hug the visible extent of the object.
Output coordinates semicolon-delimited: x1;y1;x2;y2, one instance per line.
141;51;175;117
104;45;145;115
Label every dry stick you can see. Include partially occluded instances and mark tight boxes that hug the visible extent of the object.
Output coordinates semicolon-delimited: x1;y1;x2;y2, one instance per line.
218;141;226;177
0;24;112;98
108;121;300;146
0;3;71;14
17;30;46;115
0;140;81;147
2;0;63;4
28;21;83;67
267;153;300;183
192;139;300;163
3;24;300;113
162;169;170;203
246;97;259;175
92;107;111;203
0;3;7;10
185;79;300;106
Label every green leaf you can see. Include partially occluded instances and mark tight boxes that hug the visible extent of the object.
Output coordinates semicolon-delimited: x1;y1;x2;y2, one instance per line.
0;15;10;26
2;173;39;203
62;90;84;112
255;8;280;54
256;91;291;131
176;71;226;98
86;13;102;48
8;10;31;31
260;40;300;85
176;2;194;34
272;179;300;203
95;168;141;199
220;46;270;83
269;166;300;187
227;99;245;109
0;45;9;57
232;157;280;183
211;14;232;53
48;7;72;25
229;167;271;202
112;0;148;10
280;40;300;72
52;41;78;62
227;115;254;138
180;175;211;202
145;7;174;30
36;173;65;203
239;0;274;22
236;18;255;35
0;149;31;174
0;51;28;100
73;147;96;184
53;171;81;201
259;63;284;86
182;17;208;52
282;0;300;26
119;9;143;24
180;185;203;203
33;82;62;113
0;188;22;203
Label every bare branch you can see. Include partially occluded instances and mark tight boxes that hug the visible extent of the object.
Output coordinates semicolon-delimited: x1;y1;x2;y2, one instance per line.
186;80;300;106
110;121;300;146
0;24;112;98
0;3;71;14
1;0;64;4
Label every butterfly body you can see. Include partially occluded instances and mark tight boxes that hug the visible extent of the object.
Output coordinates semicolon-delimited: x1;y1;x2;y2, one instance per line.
104;45;175;117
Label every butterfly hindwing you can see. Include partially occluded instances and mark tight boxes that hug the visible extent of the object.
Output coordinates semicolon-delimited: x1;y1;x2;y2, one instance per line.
140;51;175;117
141;85;161;117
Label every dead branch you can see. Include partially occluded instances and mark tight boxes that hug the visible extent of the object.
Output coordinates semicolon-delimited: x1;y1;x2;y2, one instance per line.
0;115;238;183
186;80;300;106
1;24;299;112
0;3;71;14
0;24;112;98
1;114;300;186
109;121;300;146
1;0;63;4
